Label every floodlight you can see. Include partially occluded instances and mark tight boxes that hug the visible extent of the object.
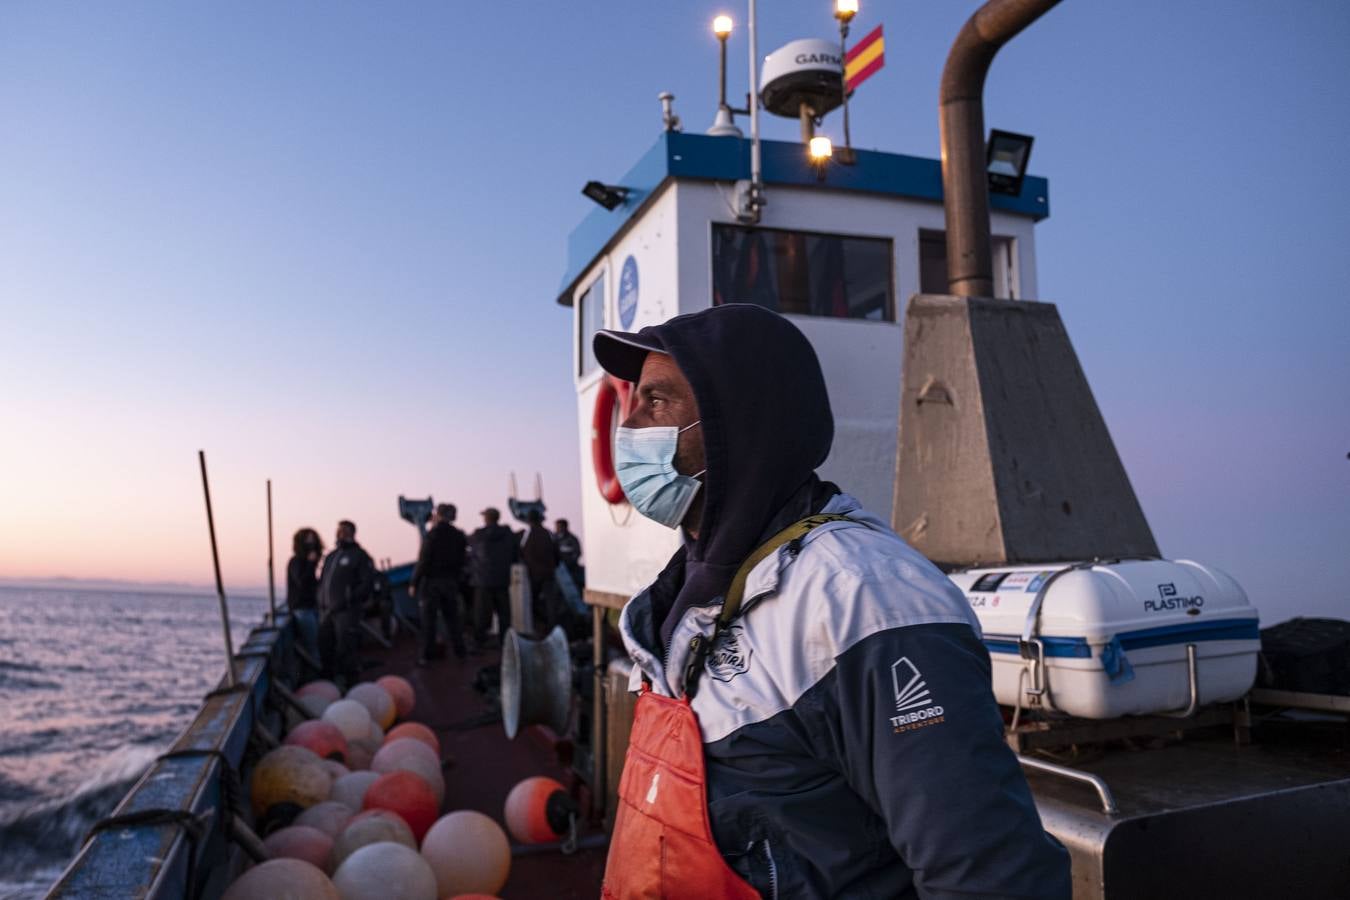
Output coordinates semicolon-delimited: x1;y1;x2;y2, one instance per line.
581;181;630;211
987;129;1034;196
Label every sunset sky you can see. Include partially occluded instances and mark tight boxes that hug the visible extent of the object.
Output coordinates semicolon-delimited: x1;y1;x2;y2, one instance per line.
2;1;1347;623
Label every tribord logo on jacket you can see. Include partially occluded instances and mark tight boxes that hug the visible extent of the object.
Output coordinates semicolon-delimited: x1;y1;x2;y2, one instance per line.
890;657;945;732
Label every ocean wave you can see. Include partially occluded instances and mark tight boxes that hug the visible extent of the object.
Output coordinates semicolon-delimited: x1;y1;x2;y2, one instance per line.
0;744;160;886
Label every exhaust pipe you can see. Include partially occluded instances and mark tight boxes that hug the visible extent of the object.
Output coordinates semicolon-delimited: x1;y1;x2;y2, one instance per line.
940;0;1061;298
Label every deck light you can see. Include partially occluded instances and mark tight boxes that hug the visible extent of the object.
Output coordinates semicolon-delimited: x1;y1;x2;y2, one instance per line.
809;136;834;161
986;129;1034;196
835;0;858;24
713;15;733;38
581;181;630;211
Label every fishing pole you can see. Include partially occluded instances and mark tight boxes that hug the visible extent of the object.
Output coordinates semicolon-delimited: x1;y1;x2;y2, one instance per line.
198;450;237;687
265;478;276;623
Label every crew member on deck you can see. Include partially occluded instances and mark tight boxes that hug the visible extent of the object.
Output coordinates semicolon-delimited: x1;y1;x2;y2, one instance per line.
409;503;467;664
520;508;559;635
468;507;518;651
595;305;1070;899
317;519;376;687
553;517;582;583
286;527;323;665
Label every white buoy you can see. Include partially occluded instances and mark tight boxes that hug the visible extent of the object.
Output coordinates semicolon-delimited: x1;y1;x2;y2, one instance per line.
332;842;437;900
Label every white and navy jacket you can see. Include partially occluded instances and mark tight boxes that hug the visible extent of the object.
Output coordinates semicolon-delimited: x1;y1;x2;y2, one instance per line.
618;493;1071;899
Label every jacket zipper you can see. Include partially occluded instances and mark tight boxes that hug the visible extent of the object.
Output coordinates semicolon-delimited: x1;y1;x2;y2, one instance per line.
761;838;779;900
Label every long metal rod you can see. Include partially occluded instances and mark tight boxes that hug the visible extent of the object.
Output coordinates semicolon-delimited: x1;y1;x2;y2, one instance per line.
940;0;1060;297
1017;754;1119;815
747;0;763;220
198;450;237;687
265;479;276;622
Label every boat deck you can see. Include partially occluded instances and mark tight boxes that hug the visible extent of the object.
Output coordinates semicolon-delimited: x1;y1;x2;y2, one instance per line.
358;627;606;899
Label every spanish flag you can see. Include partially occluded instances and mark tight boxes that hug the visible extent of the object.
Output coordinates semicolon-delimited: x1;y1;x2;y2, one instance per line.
844;25;884;92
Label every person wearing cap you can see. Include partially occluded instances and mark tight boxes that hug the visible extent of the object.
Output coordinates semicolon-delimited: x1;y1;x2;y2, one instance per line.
316;519;376;687
520;507;559;635
468;506;518;650
595;305;1070;899
409;503;467;664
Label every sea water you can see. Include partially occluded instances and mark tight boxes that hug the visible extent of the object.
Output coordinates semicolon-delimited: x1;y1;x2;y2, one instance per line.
0;586;267;899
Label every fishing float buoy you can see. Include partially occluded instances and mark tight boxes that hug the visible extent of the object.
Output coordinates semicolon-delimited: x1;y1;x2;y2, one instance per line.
503;776;575;844
376;675;415;719
250;746;332;829
294;800;354;838
322;699;373;743
285;720;349;763
347;682;397;730
261;825;334;872
332;842;438;900
222;858;338;900
384;722;440;756
300;694;333;719
330;771;379;810
420;811;511;898
297;680;342;705
330;809;416;870
346;740;374;772
321;759;350;782
371;738;444;804
362;770;439;842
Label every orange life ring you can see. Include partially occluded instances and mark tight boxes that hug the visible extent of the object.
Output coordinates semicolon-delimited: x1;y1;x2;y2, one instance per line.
592;375;633;504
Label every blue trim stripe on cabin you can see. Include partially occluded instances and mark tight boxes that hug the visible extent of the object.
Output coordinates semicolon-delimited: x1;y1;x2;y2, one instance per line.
556;130;1051;304
982;618;1261;659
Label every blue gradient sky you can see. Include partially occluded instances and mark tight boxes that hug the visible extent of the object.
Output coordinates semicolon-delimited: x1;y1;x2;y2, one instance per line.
1;2;1346;622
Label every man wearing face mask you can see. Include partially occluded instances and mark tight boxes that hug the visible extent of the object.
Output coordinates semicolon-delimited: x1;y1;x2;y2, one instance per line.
595;304;1069;900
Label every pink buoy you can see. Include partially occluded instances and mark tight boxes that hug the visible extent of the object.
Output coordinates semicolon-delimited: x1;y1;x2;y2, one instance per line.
363;770;439;842
222;858;338;900
384;722;440;756
420;811;510;898
371;738;444;804
376;675;415;719
332;842;437;900
285;720;349;763
261;825;333;872
296;680;341;704
330;809;416;870
294;801;354;838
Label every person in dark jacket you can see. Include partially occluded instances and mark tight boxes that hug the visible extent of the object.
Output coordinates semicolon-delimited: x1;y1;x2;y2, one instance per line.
410;503;467;663
468;507;517;649
286;527;323;665
317;519;376;687
520;508;558;635
553;518;582;580
594;305;1070;899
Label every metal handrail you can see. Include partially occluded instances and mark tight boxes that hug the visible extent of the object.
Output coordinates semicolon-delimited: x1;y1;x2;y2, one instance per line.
1158;643;1199;719
1017;754;1119;815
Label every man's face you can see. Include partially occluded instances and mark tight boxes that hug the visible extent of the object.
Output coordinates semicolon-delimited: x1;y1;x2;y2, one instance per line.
624;352;705;478
484;512;499;526
336;523;354;543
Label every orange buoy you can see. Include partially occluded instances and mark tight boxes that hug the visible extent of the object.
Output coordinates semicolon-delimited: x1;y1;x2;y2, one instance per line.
363;770;439;842
330;809;416;870
420;811;510;898
384;722;440;757
261;825;334;872
332;842;437;900
503;776;574;844
222;858;338;900
285;720;349;763
250;746;331;827
371;738;444;804
376;675;415;720
347;682;397;730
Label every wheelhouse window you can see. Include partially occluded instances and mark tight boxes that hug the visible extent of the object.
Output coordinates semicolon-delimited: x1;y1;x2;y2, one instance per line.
919;229;1018;299
712;225;894;321
577;272;606;378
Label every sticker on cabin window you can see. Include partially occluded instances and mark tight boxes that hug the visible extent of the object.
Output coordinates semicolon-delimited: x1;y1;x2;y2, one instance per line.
618;255;639;329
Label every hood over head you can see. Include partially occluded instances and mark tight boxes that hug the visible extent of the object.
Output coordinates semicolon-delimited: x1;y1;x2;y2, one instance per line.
595;303;834;648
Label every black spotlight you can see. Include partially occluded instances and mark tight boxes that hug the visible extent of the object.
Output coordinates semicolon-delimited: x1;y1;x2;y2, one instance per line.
582;181;630;211
986;129;1034;196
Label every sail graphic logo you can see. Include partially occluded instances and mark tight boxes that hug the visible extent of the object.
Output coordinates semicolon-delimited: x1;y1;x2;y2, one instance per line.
888;657;945;732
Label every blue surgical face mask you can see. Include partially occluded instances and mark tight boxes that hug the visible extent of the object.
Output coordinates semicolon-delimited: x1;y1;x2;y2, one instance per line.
614;421;705;529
